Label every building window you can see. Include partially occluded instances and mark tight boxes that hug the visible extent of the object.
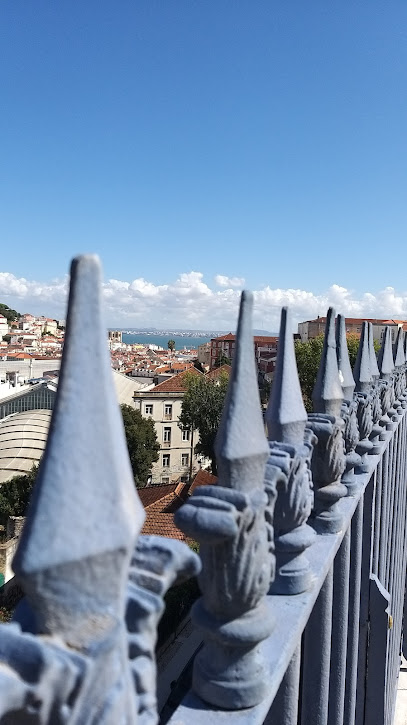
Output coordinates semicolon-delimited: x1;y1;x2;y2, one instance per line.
145;404;153;415
164;404;172;420
182;428;190;441
163;427;171;443
181;453;189;466
161;476;170;484
162;454;170;467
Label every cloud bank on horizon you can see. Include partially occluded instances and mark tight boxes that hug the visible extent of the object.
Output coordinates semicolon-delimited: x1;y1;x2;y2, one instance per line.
0;269;406;332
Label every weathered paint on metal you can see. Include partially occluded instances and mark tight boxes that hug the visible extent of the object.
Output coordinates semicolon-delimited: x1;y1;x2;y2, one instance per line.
0;259;404;725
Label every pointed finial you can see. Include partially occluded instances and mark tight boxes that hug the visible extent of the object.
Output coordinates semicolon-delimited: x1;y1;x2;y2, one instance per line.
266;307;307;445
378;326;394;380
13;255;143;641
215;291;269;492
394;326;405;368
336;314;355;402
312;307;343;415
353;322;372;393
368;323;380;380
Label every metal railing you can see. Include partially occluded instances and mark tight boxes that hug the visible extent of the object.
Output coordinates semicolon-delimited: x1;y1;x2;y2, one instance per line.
0;254;405;725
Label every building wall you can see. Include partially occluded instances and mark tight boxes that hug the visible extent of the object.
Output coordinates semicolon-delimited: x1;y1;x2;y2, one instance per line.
210;338;236;368
0;359;61;379
197;342;211;368
210;336;278;369
134;394;199;484
108;330;123;343
0;383;56;420
298;319;402;344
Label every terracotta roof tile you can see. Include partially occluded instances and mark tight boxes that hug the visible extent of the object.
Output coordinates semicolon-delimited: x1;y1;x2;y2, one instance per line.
137;482;180;508
211;334;278;343
206;364;232;379
150;367;202;393
189;469;217;493
140;492;187;541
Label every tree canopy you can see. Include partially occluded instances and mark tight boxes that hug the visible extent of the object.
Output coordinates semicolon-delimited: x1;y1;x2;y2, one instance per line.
167;339;175;353
179;371;230;475
120;404;160;487
0;304;19;323
214;351;231;368
0;404;160;523
0;465;38;522
294;333;379;412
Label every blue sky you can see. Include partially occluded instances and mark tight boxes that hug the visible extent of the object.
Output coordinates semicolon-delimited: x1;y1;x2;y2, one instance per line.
0;2;406;328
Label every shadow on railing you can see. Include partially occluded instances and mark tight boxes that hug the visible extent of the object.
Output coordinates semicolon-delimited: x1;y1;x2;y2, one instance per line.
0;254;405;725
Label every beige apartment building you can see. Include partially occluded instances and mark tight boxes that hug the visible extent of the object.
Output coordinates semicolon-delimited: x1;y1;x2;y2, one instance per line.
298;316;407;344
133;369;202;484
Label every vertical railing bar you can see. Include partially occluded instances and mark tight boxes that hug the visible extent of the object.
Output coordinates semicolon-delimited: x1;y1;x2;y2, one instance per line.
378;443;390;583
384;405;405;722
384;421;400;723
344;497;364;725
372;458;383;577
387;413;407;723
383;434;395;590
328;527;351;725
395;421;407;714
355;475;373;725
384;423;400;721
386;423;401;592
265;644;301;725
301;567;334;725
387;414;406;724
355;472;375;725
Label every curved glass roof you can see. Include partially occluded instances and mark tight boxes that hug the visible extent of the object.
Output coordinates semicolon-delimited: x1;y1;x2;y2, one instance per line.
0;410;52;484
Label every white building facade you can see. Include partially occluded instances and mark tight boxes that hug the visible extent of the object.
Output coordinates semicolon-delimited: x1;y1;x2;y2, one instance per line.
133;372;202;484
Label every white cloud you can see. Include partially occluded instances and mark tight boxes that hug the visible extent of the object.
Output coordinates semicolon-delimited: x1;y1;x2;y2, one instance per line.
215;274;245;288
1;268;407;332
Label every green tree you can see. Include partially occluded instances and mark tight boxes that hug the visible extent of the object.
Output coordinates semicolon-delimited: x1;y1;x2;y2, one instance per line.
294;333;380;412
0;464;38;522
120;404;160;487
179;371;230;475
168;339;176;354
0;304;19;323
214;351;231;368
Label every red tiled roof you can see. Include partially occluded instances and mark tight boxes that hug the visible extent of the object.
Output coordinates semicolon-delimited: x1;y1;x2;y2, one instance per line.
189;469;217;493
206;364;232;379
154;362;194;375
150;367;202;393
138;471;217;540
140;492;187;541
212;332;235;341
137;482;180;508
211;334;278;343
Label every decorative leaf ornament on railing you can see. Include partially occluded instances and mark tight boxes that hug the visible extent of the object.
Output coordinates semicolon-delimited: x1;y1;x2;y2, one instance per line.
175;291;274;709
266;307;316;594
307;308;347;534
336;314;360;494
0;256;200;724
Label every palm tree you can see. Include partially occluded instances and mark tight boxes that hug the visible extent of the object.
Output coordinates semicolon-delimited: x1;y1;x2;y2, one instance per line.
168;339;176;357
